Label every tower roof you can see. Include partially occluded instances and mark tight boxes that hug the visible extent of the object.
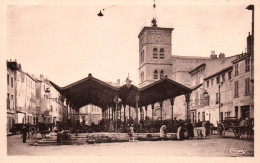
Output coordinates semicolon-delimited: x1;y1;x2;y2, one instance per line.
138;26;174;38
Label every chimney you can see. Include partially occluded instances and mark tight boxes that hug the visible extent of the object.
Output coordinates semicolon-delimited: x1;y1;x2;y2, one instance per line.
210;51;218;59
40;74;44;81
117;79;120;85
219;53;225;59
247;32;252;54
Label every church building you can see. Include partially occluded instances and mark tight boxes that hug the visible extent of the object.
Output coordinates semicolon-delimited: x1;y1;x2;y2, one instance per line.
138;19;212;120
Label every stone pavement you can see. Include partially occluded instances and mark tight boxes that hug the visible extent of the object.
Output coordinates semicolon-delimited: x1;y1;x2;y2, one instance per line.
7;131;253;156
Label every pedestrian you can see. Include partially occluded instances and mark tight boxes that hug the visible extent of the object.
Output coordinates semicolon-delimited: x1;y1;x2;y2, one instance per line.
186;119;194;139
129;124;134;141
160;123;167;140
177;121;184;140
21;125;28;143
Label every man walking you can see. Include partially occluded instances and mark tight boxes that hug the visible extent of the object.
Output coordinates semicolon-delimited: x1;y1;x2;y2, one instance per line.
22;125;28;143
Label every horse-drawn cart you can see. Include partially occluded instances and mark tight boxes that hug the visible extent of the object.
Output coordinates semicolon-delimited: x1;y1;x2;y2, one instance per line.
217;117;253;139
33;122;52;138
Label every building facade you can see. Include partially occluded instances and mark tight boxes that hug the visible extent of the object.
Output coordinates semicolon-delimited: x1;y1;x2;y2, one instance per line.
79;104;102;125
7;61;17;132
232;52;254;119
138;20;254;125
6;60;37;132
36;74;63;125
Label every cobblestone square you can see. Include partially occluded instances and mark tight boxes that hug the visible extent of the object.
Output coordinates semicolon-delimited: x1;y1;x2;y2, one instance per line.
7;133;253;157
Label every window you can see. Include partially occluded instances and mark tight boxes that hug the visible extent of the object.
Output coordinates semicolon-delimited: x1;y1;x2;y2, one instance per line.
153;48;158;59
220;112;224;121
11;77;13;88
140;72;144;82
216;93;219;104
245;57;250;72
205;95;210;106
234;64;238;76
199;94;204;106
142;50;144;63
225;112;231;118
211;79;214;86
7;74;9;85
160;70;164;79
159;48;164;59
198;112;200;121
234;81;239;97
245;77;250;95
216;76;219;84
140;50;145;63
50;105;53;112
228;71;232;80
207;81;209;87
140;52;142;63
222;73;225;82
202;112;205;121
154;70;158;79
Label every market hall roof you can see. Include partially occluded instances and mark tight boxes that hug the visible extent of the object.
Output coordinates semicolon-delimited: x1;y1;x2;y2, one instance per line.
50;73;118;109
50;74;194;110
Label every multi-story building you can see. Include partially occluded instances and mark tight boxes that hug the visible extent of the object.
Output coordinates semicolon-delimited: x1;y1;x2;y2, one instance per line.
6;60;37;132
137;18;254;123
189;54;236;126
7;60;17;132
36;74;63;125
16;72;37;124
188;33;254;126
232;45;253;119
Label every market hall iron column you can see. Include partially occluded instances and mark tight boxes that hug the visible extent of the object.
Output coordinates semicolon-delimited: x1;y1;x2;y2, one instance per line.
151;104;154;125
123;104;126;126
185;93;191;120
129;105;131;119
159;101;163;124
135;94;139;132
145;106;148;118
170;98;175;124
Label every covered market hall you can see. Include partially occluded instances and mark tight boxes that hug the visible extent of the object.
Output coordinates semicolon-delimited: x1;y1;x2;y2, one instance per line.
50;73;198;133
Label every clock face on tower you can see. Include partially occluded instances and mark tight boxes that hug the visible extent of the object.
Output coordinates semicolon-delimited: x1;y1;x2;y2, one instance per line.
154;34;164;43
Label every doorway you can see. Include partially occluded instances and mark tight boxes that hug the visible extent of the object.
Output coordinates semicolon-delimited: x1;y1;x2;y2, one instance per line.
241;105;250;119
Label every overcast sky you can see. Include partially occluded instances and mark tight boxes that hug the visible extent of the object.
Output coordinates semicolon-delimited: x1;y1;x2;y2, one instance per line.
7;1;253;87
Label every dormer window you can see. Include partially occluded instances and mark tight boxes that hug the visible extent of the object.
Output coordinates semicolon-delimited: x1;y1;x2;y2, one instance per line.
160;48;164;59
153;48;158;59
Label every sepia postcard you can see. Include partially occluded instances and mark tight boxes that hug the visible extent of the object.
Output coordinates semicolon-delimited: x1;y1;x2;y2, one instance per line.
0;0;259;162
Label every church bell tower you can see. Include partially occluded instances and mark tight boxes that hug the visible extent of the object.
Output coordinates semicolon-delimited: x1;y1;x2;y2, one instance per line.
138;18;174;87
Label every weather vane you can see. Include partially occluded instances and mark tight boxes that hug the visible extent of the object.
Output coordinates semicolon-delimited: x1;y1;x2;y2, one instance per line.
152;0;157;27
